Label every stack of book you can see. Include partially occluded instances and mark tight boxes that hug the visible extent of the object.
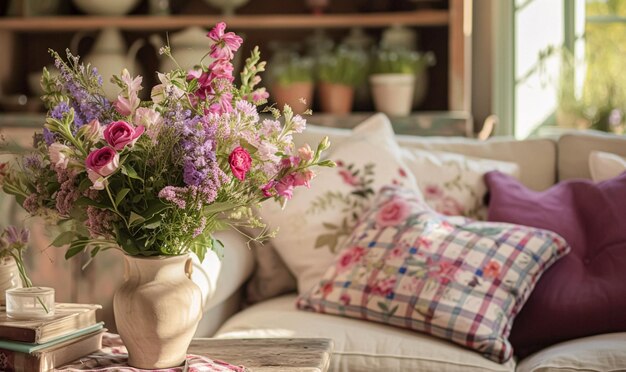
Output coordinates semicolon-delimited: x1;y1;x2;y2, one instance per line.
0;303;104;371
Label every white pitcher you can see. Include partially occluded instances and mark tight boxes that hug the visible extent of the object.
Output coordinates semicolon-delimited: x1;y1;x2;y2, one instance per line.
74;27;144;100
150;27;214;73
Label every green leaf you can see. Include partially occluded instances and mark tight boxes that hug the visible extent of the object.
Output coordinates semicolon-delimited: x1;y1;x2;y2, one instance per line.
203;202;238;215
75;197;114;211
50;231;75;247
322;222;338;230
115;188;130;207
121;165;143;182
377;301;389;311
129;212;145;227
65;240;89;259
314;234;336;249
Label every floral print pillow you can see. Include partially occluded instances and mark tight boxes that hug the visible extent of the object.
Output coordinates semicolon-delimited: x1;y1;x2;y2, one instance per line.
257;114;421;294
297;186;570;363
402;149;520;219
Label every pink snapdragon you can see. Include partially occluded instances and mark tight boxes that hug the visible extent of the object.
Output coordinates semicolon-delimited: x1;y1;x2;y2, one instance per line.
104;121;144;150
208;59;235;82
114;69;142;116
207;22;243;60
298;144;314;161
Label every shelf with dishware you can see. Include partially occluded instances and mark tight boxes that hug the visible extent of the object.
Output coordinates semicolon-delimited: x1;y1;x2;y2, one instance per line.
0;0;472;134
0;10;450;31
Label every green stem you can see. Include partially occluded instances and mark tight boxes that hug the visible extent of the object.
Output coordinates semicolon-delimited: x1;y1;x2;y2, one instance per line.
12;252;50;314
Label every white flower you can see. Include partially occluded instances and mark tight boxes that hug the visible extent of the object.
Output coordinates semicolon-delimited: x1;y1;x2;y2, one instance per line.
257;141;280;163
48;143;70;169
134;107;162;129
87;169;106;190
292;115;307;133
151;72;185;104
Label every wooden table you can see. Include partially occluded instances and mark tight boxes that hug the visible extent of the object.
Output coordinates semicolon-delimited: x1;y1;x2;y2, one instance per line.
187;338;333;372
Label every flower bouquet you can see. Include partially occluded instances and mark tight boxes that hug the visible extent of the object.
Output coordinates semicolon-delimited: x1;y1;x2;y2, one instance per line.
1;22;333;368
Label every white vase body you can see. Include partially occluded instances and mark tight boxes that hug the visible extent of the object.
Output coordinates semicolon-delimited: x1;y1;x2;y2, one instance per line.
0;257;22;306
73;0;140;15
370;73;416;117
113;254;202;369
81;27;143;100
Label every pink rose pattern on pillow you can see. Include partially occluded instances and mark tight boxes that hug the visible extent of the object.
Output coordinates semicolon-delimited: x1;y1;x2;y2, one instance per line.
297;186;570;363
307;161;409;253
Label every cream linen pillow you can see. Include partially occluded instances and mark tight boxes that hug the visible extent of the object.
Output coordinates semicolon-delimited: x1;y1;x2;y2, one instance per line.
402;149;521;220
257;114;421;294
588;151;626;182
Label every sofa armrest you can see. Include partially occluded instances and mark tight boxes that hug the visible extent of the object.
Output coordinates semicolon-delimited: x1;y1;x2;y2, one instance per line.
191;230;255;312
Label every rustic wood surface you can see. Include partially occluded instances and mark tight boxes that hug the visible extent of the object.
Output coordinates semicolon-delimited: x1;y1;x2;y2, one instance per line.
187;338;333;372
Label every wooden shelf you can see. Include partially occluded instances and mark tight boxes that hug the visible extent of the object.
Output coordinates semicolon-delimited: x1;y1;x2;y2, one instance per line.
0;11;449;32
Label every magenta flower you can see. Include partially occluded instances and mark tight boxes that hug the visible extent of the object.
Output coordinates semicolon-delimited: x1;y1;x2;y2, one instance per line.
229;146;252;181
275;175;295;199
207;22;243;60
261;180;276;197
86;147;119;177
103;121;144;151
209;59;234;82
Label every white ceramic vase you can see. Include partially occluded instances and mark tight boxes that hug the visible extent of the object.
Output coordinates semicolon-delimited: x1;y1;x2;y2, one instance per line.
369;73;416;117
113;254;202;369
0;257;22;306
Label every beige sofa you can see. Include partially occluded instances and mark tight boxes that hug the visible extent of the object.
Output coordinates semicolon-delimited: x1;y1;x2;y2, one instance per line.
194;126;626;372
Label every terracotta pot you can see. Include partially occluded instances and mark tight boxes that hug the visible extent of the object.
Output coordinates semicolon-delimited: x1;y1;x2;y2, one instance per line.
0;257;22;306
113;254;202;369
369;73;415;117
271;82;313;113
318;82;354;115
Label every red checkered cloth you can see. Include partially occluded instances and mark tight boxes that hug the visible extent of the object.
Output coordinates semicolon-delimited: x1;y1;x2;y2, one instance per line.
57;333;248;372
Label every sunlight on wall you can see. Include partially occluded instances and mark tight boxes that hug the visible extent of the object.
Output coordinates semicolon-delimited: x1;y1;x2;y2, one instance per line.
514;0;564;139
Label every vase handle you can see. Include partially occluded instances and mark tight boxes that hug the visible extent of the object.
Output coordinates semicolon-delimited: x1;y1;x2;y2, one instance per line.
184;257;193;279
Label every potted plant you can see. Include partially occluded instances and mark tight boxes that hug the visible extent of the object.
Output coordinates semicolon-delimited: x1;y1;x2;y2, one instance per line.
1;22;333;369
369;49;435;117
317;47;368;115
270;54;315;112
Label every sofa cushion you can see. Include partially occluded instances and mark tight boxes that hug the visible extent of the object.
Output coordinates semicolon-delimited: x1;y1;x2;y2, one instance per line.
485;170;626;357
299;121;557;191
258;114;420;294
558;130;626;181
402;148;520;219
516;333;626;372
215;295;516;372
588;151;626;182
298;186;569;363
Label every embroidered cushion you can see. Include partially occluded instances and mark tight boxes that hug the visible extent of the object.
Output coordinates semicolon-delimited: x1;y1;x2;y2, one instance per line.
401;148;520;219
297;186;570;363
485;170;626;357
258;114;421;294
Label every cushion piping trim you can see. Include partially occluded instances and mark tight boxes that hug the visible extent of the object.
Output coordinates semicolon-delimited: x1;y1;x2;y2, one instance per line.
523;364;625;372
332;350;512;371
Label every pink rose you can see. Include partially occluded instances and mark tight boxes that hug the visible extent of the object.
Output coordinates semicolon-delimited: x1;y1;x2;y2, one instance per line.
376;198;411;228
436;196;464;216
337;246;366;272
371;277;396;298
229;146;252;181
86;147;119;177
103;121;144;151
424;184;444;200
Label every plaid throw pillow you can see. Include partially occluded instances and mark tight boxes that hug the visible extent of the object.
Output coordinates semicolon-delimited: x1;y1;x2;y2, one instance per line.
297;186;570;363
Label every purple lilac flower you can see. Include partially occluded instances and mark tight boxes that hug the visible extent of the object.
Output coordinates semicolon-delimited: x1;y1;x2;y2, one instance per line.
158;186;187;209
42;128;55;146
85;206;116;239
5;226;28;245
55;169;79;217
50;101;70;120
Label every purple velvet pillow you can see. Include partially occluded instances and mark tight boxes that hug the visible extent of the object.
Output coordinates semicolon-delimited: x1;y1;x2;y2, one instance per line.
485;170;626;357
